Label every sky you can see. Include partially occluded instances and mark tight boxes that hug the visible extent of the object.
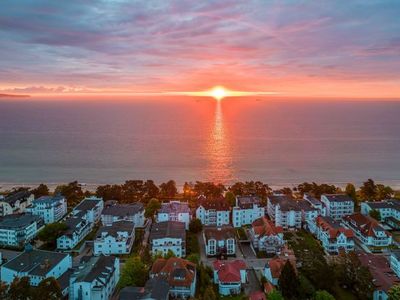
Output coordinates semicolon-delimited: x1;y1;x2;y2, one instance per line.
0;0;400;99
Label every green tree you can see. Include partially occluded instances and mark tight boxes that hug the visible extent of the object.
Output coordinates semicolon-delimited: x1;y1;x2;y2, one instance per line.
193;181;225;197
345;183;357;202
159;180;177;197
202;286;217;300
314;290;335;300
8;277;32;300
369;209;381;221
267;290;284;300
225;191;236;207
360;179;377;201
187;253;200;265
55;181;84;207
278;261;299;300
32;184;49;199
145;198;161;218
189;218;203;233
118;256;148;288
37;222;68;248
376;184;393;201
298;274;315;299
34;277;62;300
388;284;400;300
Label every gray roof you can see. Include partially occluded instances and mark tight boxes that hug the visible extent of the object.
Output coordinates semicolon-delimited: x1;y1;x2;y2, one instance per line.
366;199;400;210
159;201;190;214
96;221;134;238
204;226;235;241
268;196;314;212
150;221;186;241
33;195;65;205
102;203;143;217
237;196;261;209
323;194;353;203
2;249;69;276
119;278;169;300
0;214;41;230
63;216;88;237
73;255;116;284
391;250;400;260
2;190;32;206
74;197;102;212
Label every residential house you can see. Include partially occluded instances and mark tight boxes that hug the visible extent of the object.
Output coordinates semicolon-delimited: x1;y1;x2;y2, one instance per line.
342;213;392;248
303;193;326;216
249;217;284;254
150;257;196;299
321;194;354;220
203;226;236;257
0;190;34;216
213;260;247;296
0;214;42;247
72;196;104;224
119;277;169;300
232;196;265;228
361;200;400;229
150;221;186;258
390;250;400;278
0;248;72;286
309;216;354;254
157;201;191;230
101;201;145;227
264;256;296;286
26;195;67;224
69;255;120;300
94;221;135;255
196;196;230;226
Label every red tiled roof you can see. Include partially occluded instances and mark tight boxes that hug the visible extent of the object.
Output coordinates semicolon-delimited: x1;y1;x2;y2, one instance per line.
267;257;296;279
316;216;354;239
213;260;246;283
343;213;391;238
151;257;196;288
252;217;283;237
249;291;267;300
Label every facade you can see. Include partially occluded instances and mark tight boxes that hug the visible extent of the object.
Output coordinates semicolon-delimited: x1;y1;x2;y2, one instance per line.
26;195;67;224
72;196;104;224
361;199;400;222
321;194;354;220
390;250;400;279
0;214;42;247
93;221;135;255
249;217;284;254
232;196;265;228
1;248;72;286
69;255;120;300
150;221;186;258
203;226;236;257
342;213;392;247
157;201;191;229
101;201;144;227
196;196;230;226
0;190;34;216
309;216;354;254
213;260;247;296
150;257;196;299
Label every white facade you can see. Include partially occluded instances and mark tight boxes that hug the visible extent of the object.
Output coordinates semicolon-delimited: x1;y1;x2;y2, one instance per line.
204;227;236;256
157;201;191;230
232;196;264;228
101;202;145;227
361;200;400;221
196;206;230;227
390;251;400;278
151;236;185;258
0;191;34;216
0;214;41;247
249;217;284;254
26;195;67;224
213;260;247;296
321;194;354;220
93;221;135;255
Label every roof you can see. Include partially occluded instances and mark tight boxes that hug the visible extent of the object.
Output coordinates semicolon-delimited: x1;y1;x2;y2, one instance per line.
198;196;230;211
268;196;315;212
357;252;400;292
73;255;117;284
365;199;400;211
119;278;169;300
159;201;190;214
74;197;102;212
151;257;196;288
343;213;389;238
2;190;32;206
237;196;261;209
32;195;65;205
2;249;69;276
204;226;235;241
316;216;353;239
57;269;73;292
266;257;296;279
102;202;143;217
213;260;246;283
0;214;40;230
63;216;88;237
96;221;134;238
252;217;283;237
150;221;186;241
322;194;353;203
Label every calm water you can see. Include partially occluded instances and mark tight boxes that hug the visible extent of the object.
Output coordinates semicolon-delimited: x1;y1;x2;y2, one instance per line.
1;98;400;188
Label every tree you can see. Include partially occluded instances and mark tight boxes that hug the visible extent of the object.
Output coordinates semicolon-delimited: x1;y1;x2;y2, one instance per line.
118;256;148;288
314;290;335;300
37;222;68;248
388;284;400;300
34;277;62;300
369;209;381;221
32;184;49;199
202;286;217;300
0;282;8;300
376;184;393;201
8;277;32;300
55;181;84;207
360;179;377;200
193;181;226;197
145;198;161;218
187;253;200;265
189;218;203;233
345;183;357;202
225;191;236;207
298;274;315;299
278;261;299;299
159;180;177;197
267;290;284;300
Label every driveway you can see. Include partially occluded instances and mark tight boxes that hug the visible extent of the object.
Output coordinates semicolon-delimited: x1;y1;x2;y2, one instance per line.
245;268;262;294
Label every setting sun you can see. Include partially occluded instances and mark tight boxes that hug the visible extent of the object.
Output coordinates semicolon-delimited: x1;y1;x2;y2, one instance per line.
211;86;227;101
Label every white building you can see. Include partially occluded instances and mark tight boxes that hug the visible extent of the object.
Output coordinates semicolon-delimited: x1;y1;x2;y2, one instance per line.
342;213;392;247
361;199;400;227
94;221;135;255
26;195;67;224
101;201;144;227
308;216;354;254
0;214;42;247
150;221;186;258
196;196;230;226
232;196;264;228
249;217;284;254
390;250;400;278
72;196;104;224
203;226;236;257
321;194;354;220
0;190;34;216
1;248;72;286
157;201;191;230
69;255;119;300
213;260;247;296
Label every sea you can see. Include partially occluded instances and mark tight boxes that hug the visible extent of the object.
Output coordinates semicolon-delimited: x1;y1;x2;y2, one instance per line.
1;97;400;190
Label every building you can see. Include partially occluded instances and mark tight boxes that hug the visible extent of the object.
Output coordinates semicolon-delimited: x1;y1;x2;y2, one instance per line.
0;214;42;247
264;256;296;286
232;196;265;228
303;193;326;216
267;196;319;229
358;252;400;300
321;194;354;220
69;255;120;300
119;278;169;300
0;190;34;216
249;217;284;254
309;216;354;254
72;196;104;224
196;196;230;226
101;201;144;227
203;226;236;257
26;195;67;224
157;201;191;230
390;250;400;278
150;257;196;299
93;221;135;255
213;260;247;296
150;221;186;258
1;248;72;286
361;199;400;223
342;213;392;248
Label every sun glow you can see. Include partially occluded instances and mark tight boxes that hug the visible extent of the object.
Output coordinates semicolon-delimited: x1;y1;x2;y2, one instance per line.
211;86;227;101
